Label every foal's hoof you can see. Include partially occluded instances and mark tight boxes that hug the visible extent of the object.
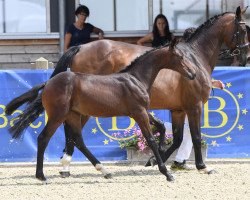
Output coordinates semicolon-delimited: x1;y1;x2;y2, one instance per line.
207;169;217;174
59;171;71;178
104;173;112;179
198;167;217;174
145;156;157;167
167;174;175;182
41;179;51;185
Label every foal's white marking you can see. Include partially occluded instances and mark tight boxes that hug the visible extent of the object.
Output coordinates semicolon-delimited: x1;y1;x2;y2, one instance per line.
95;164;110;175
60;153;72;172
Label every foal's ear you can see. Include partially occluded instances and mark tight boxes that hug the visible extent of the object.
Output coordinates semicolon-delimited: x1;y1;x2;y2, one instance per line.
170;37;178;50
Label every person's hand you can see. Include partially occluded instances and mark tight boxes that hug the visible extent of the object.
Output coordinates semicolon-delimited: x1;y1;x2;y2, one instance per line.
212;80;225;89
98;32;104;40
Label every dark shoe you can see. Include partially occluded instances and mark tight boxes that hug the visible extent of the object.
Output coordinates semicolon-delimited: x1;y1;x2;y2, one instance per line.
170;160;193;171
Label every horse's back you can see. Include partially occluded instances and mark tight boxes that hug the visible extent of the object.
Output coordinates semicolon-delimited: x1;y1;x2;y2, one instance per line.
71;39;151;74
42;72;75;115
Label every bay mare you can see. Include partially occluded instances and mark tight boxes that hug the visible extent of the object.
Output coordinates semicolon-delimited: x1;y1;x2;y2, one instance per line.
54;7;249;176
5;39;196;182
5;7;249;181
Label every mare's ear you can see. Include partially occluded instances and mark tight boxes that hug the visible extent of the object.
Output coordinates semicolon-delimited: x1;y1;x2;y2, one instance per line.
236;6;241;20
235;6;247;20
170;37;178;50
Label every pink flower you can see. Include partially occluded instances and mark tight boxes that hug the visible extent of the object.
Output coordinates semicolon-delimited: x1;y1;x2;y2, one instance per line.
137;141;146;151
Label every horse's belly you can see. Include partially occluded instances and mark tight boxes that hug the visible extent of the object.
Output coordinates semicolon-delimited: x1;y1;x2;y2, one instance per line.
75;104;129;117
149;98;182;110
72;94;130;117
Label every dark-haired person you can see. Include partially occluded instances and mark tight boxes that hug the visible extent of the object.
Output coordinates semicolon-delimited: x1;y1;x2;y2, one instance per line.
137;14;173;47
64;4;104;52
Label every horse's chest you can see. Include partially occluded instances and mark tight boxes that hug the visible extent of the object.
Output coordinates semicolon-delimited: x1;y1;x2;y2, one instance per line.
199;82;212;103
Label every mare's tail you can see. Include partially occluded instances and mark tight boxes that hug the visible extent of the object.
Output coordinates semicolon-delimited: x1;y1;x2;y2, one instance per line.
5;83;46;139
50;45;81;78
5;46;80;115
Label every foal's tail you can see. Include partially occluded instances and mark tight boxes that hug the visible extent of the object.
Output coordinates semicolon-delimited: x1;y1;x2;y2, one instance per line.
5;83;46;139
50;45;81;78
5;83;45;116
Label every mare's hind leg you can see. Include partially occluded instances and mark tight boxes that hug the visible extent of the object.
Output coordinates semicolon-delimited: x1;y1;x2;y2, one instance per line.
64;112;112;178
132;110;174;182
36;120;62;182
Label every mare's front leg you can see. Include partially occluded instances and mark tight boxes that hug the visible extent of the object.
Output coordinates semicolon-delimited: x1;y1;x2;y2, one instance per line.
162;110;185;162
133;110;174;182
187;105;214;174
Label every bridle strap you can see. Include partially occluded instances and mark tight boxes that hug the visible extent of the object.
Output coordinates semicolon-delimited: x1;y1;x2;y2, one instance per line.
219;19;249;59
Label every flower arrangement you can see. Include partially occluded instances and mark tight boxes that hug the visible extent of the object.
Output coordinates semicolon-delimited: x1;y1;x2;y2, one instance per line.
112;125;173;151
112;124;207;151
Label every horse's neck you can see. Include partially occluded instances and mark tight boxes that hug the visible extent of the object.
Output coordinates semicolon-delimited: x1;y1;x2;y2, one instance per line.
129;49;166;92
188;22;226;75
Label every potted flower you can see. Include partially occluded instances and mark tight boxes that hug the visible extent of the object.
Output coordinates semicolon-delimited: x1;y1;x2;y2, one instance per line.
112;124;207;162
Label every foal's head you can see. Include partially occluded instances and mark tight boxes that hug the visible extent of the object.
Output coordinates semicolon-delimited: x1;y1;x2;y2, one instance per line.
167;38;196;80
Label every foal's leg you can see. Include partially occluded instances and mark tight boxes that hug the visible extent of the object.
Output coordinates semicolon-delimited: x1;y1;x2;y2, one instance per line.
59;123;76;177
60;116;86;177
145;113;166;167
133;110;174;181
65;112;112;178
36;121;61;183
145;110;186;166
148;113;166;152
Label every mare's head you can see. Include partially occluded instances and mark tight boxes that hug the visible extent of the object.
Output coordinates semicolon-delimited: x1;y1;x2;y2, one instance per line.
223;6;249;66
245;25;250;64
167;38;196;80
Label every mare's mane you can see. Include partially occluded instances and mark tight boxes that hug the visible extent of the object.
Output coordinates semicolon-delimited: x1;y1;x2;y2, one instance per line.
186;12;231;42
119;43;171;73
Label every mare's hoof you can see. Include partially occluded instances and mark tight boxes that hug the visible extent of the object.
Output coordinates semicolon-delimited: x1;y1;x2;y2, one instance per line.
167;174;175;182
104;173;112;179
145;156;157;167
36;174;49;184
59;171;71;178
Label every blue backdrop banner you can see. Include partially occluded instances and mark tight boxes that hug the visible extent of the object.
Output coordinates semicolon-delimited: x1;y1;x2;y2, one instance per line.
0;68;249;162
